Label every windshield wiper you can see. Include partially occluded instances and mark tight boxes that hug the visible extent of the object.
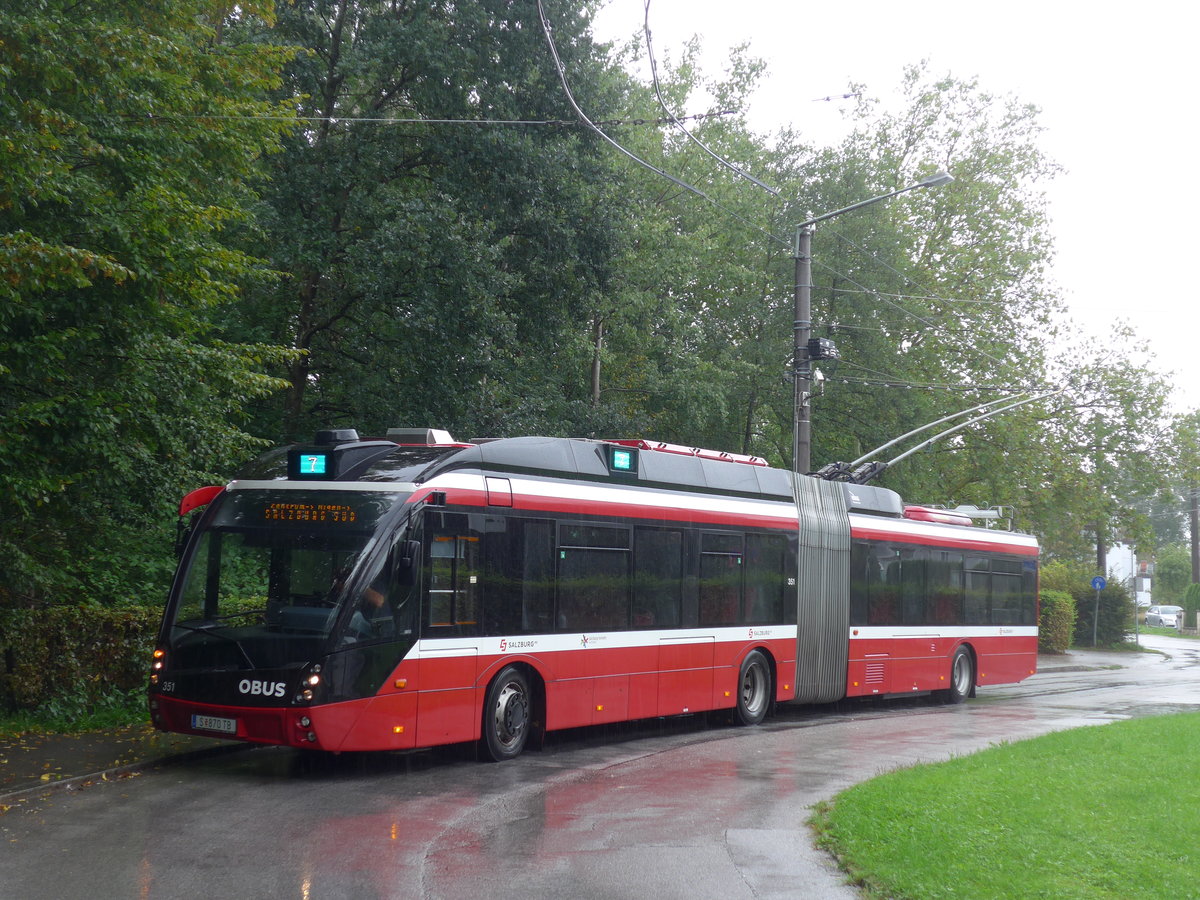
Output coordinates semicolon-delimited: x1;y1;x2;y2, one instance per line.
173;620;257;669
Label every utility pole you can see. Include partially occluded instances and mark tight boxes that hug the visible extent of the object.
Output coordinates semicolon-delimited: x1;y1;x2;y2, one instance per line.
789;172;953;476
792;224;813;477
1190;485;1199;583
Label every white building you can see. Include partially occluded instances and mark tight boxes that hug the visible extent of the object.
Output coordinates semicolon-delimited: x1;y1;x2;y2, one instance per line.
1109;542;1152;607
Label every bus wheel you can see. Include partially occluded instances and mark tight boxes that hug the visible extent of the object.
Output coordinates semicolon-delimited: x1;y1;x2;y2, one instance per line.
733;650;771;726
482;666;531;761
945;647;974;704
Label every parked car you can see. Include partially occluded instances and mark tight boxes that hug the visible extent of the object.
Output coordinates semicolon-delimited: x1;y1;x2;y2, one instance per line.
1145;605;1183;627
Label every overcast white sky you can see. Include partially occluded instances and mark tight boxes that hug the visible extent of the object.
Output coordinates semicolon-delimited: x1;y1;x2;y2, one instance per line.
591;0;1200;412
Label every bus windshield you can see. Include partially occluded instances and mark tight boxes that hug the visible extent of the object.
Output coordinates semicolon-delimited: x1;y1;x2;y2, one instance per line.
167;488;409;670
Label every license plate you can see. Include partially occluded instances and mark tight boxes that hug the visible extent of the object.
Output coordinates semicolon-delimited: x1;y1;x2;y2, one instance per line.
191;714;237;735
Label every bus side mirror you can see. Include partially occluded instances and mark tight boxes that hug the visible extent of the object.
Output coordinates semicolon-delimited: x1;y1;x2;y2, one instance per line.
397;540;422;586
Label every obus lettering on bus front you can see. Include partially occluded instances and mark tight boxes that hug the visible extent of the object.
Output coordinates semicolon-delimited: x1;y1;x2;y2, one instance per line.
238;679;288;698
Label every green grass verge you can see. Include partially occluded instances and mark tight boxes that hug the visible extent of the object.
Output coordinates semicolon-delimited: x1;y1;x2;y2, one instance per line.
1138;625;1197;639
0;686;147;737
811;712;1200;899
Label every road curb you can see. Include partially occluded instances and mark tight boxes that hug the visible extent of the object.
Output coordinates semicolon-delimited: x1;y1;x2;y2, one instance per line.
0;741;248;806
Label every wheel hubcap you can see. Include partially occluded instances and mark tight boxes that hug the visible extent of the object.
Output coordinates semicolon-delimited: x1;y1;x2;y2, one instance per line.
494;682;527;748
742;663;766;715
953;655;970;694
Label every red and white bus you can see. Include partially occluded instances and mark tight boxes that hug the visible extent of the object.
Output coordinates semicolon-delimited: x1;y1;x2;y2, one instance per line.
149;428;1038;760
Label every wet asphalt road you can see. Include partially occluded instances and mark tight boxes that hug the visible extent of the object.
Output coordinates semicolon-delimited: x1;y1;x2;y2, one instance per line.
3;635;1199;899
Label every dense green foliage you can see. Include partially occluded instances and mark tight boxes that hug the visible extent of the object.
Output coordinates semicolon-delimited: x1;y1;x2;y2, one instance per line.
0;606;160;713
1037;589;1075;654
1155;543;1192;605
1039;561;1132;648
0;0;297;605
1074;580;1133;648
813;712;1200;899
1;0;1188;616
1183;582;1200;630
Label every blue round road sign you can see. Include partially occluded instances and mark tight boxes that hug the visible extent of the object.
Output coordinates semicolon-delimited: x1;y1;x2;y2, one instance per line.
1091;576;1107;591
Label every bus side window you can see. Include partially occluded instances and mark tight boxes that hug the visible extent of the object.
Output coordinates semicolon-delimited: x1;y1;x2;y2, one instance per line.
927;551;964;625
745;533;787;624
849;542;870;625
634;527;683;628
556;523;630;631
481;516;554;635
870;545;900;625
964;557;990;625
900;548;928;625
699;532;743;626
521;520;555;632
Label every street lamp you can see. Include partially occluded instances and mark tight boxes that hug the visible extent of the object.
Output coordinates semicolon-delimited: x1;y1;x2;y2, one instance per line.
791;171;954;476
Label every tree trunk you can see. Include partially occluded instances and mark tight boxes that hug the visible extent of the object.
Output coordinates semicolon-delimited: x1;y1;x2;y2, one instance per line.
590;315;603;408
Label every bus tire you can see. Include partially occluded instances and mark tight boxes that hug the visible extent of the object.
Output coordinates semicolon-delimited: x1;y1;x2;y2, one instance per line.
482;666;531;761
945;647;974;704
733;650;771;726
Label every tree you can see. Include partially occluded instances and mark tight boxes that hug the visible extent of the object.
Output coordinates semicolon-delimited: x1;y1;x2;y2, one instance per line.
1165;411;1200;580
1154;544;1191;606
226;0;644;443
0;1;296;605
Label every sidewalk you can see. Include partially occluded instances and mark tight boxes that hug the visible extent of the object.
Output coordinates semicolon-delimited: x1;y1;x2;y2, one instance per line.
1033;646;1144;673
0;723;234;804
0;649;1136;804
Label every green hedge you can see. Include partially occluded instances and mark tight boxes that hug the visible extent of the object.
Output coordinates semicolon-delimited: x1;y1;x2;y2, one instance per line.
1073;581;1133;647
0;606;162;712
1038;589;1076;654
1184;583;1200;630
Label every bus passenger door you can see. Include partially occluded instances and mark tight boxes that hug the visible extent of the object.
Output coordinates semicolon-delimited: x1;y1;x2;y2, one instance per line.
417;518;483;747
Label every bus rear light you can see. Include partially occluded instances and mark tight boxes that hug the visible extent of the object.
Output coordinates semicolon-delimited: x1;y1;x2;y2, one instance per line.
306;674;320;687
300;689;314;702
299;716;311;728
306;732;317;742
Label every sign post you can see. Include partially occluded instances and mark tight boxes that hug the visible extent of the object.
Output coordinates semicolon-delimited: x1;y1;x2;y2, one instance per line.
1091;576;1107;647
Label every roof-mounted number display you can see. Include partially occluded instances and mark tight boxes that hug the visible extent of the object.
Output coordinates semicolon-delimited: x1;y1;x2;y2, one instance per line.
288;448;333;480
606;443;639;477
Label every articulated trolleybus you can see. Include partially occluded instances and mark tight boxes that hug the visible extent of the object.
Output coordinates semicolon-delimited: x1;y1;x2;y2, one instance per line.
150;428;1038;761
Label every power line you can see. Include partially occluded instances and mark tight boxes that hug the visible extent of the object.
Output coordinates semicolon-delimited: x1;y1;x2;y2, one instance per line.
809;256;1020;376
827;286;1007;306
536;0;787;248
133;110;738;128
642;0;780;196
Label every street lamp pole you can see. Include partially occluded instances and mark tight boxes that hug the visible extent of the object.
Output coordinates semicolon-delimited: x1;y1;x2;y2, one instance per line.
791;171;954;476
